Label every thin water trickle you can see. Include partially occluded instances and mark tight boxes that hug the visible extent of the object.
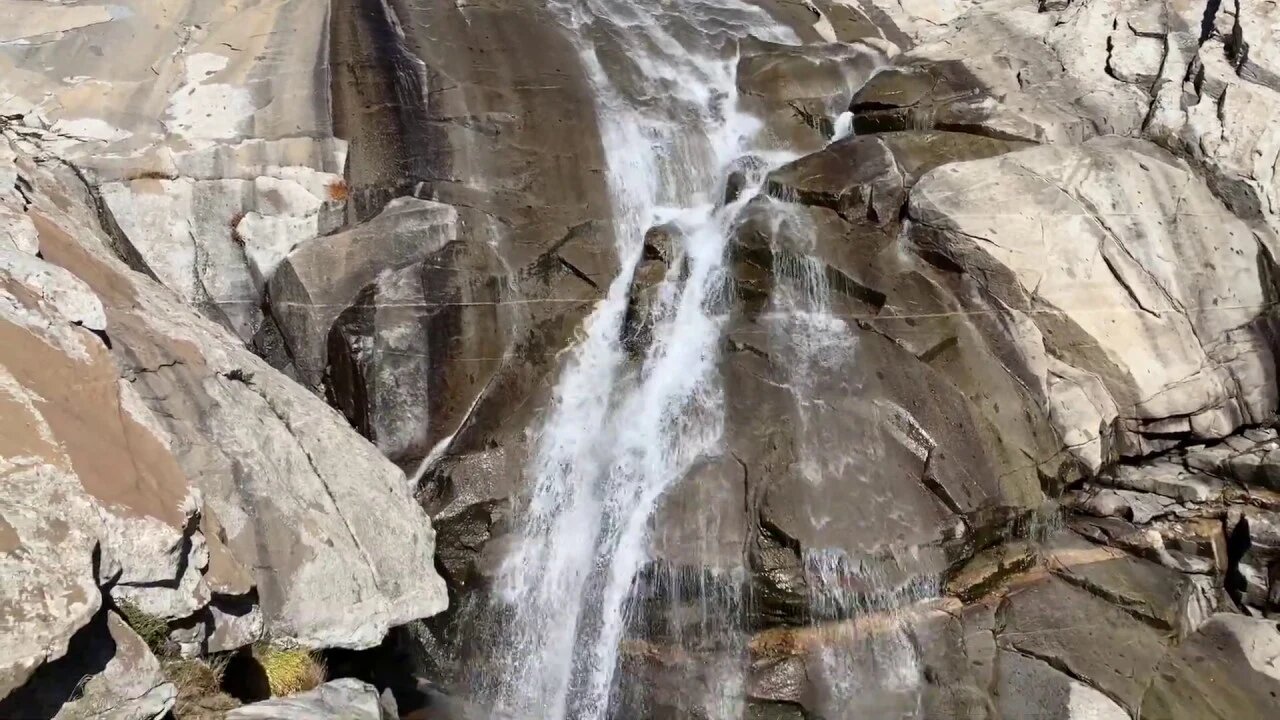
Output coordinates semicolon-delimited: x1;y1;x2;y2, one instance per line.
763;192;939;718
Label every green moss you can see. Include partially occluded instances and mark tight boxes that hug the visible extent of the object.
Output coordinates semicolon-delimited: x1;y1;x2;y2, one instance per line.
252;643;326;697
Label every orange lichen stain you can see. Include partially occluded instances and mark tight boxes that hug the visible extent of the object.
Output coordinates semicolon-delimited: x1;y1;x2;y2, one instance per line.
326;179;349;202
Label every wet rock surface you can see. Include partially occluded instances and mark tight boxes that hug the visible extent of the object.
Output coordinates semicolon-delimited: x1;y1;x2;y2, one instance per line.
4;0;1280;717
323;0;611;479
600;0;1280;716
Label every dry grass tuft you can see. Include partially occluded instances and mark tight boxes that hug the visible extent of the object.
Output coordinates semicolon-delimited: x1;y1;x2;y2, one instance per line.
166;657;226;698
129;169;179;181
116;599;169;656
252;643;326;697
165;656;240;719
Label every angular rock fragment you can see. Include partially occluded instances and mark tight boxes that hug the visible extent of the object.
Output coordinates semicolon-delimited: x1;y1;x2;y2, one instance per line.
227;678;393;720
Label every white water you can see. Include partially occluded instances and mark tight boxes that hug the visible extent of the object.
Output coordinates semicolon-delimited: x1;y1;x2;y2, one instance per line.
478;2;908;718
804;550;936;719
832;110;855;141
482;3;797;718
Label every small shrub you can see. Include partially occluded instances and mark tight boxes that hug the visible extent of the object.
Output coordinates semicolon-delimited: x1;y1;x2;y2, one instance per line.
229;212;247;245
326;179;349;202
116;599;169;656
222;368;255;385
129;169;179;181
252;643;325;697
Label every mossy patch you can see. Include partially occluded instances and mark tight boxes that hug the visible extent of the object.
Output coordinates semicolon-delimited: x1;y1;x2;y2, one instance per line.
252;643;326;697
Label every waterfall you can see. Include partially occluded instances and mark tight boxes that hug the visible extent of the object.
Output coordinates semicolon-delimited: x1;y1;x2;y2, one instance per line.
832;110;855;141
761;198;939;719
471;3;904;718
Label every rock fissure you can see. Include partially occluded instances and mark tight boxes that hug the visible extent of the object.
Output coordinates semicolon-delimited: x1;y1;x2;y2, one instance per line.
122;359;185;382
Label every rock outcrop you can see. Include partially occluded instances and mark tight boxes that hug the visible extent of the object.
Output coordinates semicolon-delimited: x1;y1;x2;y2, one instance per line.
1143;613;1280;719
0;127;444;711
0;0;348;343
321;0;612;475
908;137;1277;464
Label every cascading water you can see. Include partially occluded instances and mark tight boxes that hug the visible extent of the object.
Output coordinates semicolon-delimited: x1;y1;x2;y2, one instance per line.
470;2;910;718
477;4;798;717
763;179;938;720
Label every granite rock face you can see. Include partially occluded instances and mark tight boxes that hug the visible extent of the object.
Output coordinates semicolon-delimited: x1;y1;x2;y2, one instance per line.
908;137;1278;464
0;0;348;343
386;1;1280;717
5;0;1280;717
317;0;615;481
0;127;445;709
850;0;1280;238
1142;613;1280;719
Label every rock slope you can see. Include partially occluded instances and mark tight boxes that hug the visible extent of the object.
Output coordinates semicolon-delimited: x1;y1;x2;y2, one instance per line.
0;124;447;714
0;0;448;714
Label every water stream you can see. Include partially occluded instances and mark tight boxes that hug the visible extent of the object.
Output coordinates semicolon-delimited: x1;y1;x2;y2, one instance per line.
474;2;910;717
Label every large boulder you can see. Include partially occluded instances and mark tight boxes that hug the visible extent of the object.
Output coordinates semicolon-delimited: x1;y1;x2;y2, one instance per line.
907;137;1280;464
318;230;597;472
1;129;447;709
1;237;199;699
268;197;458;389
